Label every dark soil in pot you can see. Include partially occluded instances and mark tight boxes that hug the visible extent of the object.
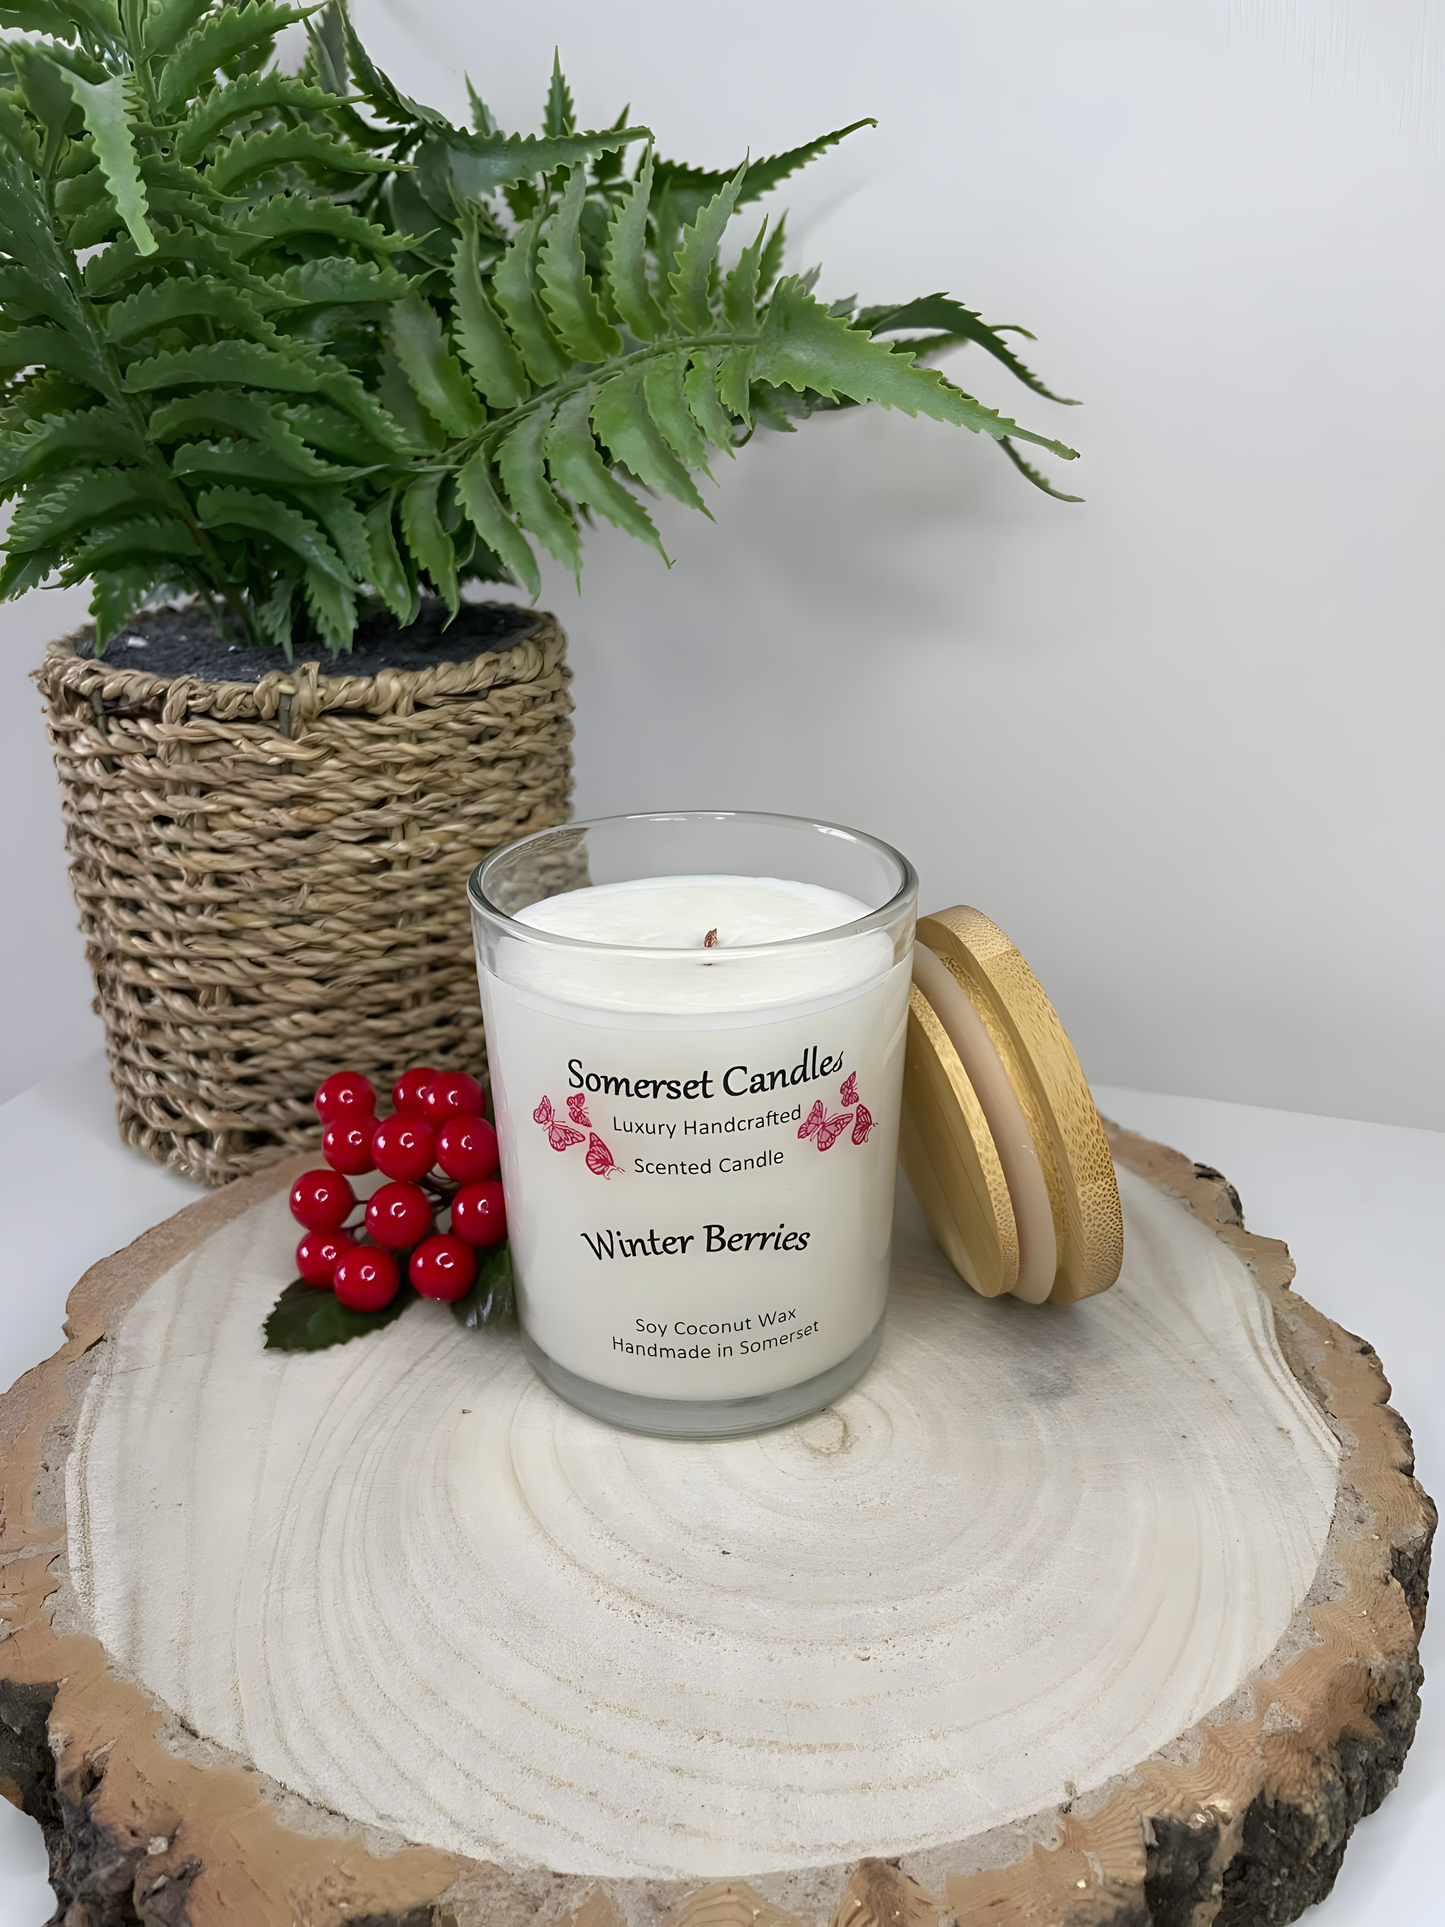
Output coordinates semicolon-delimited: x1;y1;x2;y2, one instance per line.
74;596;541;684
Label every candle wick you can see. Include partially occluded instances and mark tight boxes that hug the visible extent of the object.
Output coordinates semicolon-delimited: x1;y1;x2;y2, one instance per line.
703;928;718;948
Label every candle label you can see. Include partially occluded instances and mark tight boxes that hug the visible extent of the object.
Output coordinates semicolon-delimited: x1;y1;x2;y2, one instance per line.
481;961;911;1399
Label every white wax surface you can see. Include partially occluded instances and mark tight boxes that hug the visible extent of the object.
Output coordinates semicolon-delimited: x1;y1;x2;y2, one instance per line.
501;874;892;1019
515;874;871;948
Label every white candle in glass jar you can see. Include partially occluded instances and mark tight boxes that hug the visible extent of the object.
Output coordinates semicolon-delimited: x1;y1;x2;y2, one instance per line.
472;830;916;1438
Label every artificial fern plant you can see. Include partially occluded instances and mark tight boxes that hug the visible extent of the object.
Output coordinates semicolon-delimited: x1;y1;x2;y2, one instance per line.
0;0;1081;657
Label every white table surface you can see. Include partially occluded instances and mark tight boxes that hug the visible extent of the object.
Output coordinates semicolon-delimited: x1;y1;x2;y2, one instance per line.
1;1055;1439;1924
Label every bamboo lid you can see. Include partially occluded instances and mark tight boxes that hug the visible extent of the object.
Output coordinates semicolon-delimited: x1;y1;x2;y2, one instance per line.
902;907;1124;1306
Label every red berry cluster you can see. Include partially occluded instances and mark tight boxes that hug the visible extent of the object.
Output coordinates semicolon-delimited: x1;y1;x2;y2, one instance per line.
289;1067;506;1313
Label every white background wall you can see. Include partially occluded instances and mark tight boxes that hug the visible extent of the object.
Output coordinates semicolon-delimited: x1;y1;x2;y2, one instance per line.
2;0;1441;1125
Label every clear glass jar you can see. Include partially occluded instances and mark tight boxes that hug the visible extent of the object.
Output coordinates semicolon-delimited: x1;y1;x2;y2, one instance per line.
469;811;917;1438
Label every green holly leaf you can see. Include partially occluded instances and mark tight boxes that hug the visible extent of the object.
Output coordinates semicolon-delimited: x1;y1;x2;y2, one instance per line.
450;1241;514;1328
264;1276;418;1352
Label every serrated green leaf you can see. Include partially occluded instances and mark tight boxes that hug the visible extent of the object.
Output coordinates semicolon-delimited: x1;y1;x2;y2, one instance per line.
207;126;393;196
303;564;356;652
254;572;295;650
9;466;153;551
235;193;412;257
715;346;754;427
450;1239;514;1328
285;398;396;465
537;165;620;362
170;437;372;489
0;323;109;391
754;278;1080;459
140;0;211;59
543;50;575;138
315;365;424;456
307;487;373;580
602;149;665;341
160;1;312;113
91;562;166;648
995;435;1084;501
466;78;496;137
652;120;875;228
0;3;74;35
492;216;568;386
10;43;78;153
105;275;264;344
451;223;528;410
434;128;650;207
148;391;347;477
723;222;766;330
173;71;339;166
0;90;43;169
683;350;737;452
456;452;539;599
854;294;1080;405
263;1276;417;1350
0;265;76;327
197;485;353;582
66;515;200;576
0;405;140;489
400;470;458;614
264;256;413;309
545;386;663;556
496;406;578;575
756;216;787;298
125;339;320;394
0;542;58;599
643;355;710;475
592;367;708;513
390;293;486;438
339;5;445;127
669;163;745;332
363;493;411;619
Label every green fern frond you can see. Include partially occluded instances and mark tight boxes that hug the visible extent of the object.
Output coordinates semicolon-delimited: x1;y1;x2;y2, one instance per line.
159;2;314;114
538;165;619;361
390;292;487;438
196;484;353;582
544;51;576;139
451;222;529;409
545;386;663;556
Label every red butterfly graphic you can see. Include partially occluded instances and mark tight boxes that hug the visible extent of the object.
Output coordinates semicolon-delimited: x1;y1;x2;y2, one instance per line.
566;1093;591;1127
799;1098;853;1153
585;1133;621;1178
839;1072;859;1109
533;1094;585;1152
851;1102;875;1145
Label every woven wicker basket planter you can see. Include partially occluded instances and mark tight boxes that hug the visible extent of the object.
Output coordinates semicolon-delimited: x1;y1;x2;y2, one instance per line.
36;607;572;1187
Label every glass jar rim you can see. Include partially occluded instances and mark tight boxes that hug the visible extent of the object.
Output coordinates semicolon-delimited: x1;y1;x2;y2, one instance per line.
468;810;918;960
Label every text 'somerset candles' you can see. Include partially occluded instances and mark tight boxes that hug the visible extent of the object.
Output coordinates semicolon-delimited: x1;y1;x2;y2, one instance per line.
469;814;918;1438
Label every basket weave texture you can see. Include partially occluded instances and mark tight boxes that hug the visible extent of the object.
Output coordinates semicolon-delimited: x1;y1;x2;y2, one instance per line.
37;609;573;1186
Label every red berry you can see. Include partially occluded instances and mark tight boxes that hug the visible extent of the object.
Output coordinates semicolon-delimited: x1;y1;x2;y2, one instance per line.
371;1112;437;1182
451;1178;506;1247
296;1228;355;1287
391;1066;437;1116
314;1071;377;1124
290;1167;355;1232
323;1116;375;1175
435;1114;499;1184
422;1071;485;1127
409;1233;478;1302
366;1180;434;1250
333;1245;400;1312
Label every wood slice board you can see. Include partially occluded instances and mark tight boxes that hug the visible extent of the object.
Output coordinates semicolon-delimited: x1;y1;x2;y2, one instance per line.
0;1126;1433;1927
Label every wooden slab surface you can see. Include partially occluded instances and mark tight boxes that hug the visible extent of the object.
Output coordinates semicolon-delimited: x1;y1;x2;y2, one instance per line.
0;1125;1433;1927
